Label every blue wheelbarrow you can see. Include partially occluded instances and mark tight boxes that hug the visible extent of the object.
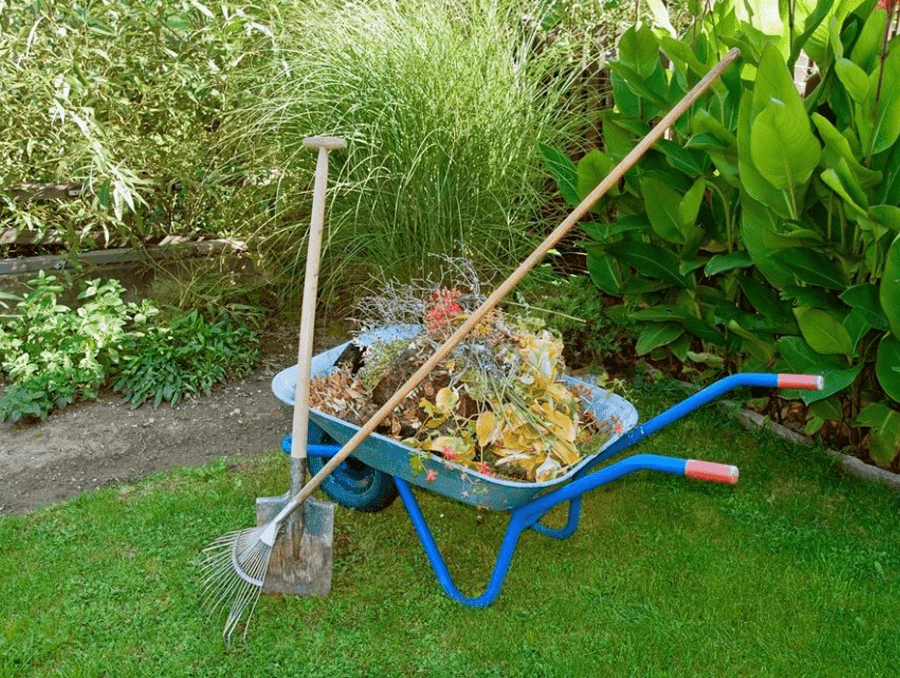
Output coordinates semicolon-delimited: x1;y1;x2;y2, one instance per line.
272;326;824;608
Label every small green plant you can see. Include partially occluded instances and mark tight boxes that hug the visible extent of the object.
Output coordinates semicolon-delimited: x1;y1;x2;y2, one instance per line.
0;274;155;421
112;309;260;408
0;274;261;419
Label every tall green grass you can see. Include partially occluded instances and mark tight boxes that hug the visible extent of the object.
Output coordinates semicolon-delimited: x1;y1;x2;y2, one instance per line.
224;0;595;306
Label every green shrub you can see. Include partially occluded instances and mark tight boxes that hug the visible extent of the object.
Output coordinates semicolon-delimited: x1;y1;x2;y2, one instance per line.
112;309;259;407
0;0;280;246
0;274;260;420
0;274;154;421
542;0;900;463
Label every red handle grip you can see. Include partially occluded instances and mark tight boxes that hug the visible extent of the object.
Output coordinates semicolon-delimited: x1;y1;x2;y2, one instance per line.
777;374;824;390
685;460;739;485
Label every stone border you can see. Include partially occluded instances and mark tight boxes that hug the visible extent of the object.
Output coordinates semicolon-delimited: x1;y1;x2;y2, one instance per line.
666;377;900;492
737;409;900;492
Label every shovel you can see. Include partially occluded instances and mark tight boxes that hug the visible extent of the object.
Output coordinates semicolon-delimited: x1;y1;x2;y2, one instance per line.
203;136;345;640
201;47;741;641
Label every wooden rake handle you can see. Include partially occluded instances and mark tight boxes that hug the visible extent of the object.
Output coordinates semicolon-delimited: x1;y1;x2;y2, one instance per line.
273;47;742;525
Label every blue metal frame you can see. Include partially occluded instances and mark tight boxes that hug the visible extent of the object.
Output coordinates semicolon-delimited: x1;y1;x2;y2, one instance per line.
305;372;802;608
528;373;781;540
394;454;693;607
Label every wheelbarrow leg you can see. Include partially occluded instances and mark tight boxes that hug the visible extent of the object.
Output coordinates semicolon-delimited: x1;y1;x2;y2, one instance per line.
528;497;583;540
394;477;536;608
394;454;741;608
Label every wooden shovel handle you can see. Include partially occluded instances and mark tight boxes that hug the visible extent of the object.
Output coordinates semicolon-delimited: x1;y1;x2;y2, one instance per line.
291;137;346;476
276;48;742;522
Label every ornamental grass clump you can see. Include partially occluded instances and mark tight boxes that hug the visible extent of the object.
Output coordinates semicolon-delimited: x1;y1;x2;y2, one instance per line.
223;0;594;302
309;267;617;482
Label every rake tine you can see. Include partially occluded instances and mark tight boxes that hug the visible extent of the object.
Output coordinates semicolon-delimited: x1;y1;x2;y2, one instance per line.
198;527;274;641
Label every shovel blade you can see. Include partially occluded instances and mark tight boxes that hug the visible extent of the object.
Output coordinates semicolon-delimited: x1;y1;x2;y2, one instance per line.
255;492;334;595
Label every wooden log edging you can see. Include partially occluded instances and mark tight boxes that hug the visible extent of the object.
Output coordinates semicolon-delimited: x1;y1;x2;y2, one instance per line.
0;237;247;277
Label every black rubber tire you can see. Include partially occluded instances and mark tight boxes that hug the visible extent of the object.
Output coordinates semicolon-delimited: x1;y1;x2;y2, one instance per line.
282;429;398;512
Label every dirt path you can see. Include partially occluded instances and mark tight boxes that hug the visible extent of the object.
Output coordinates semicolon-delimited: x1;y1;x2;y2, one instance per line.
0;325;345;515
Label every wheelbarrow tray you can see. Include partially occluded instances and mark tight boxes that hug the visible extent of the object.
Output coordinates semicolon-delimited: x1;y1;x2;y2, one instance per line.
272;325;638;511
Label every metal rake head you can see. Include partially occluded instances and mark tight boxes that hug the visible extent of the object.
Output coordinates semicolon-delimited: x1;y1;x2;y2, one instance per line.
200;527;274;642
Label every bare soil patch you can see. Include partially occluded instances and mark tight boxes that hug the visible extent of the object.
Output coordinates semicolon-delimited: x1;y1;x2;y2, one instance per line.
0;324;336;515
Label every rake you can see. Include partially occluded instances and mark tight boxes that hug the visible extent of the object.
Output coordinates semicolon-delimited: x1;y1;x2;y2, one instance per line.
198;47;741;641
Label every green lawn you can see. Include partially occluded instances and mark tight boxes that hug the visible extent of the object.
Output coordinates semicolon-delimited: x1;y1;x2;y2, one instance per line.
2;379;898;677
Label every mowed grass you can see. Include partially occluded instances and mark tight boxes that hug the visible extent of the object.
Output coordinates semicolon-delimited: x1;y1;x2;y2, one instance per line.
1;379;898;677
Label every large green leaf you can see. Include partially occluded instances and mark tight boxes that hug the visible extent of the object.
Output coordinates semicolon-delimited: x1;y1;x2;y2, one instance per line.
657;140;708;177
881;233;900;337
842;308;870;358
749;102;821;196
635;323;684;356
604;242;690;288
820;164;868;217
705;251;753;276
577;149;617;203
599;111;647;161
834;57;869;104
738;93;791;214
586;252;622;296
751;44;808;121
727;319;776;363
782;285;846;313
849;9;888;72
855;403;900;466
840;283;889;330
607;62;670;108
539;144;579;207
771;248;848;289
739;191;795;286
868;205;900;232
876;333;900;403
811;113;883;188
793;306;854;357
736;274;795;326
629;305;694;322
617;23;662;76
790;0;835;66
776;335;863;403
860;46;900;156
641;177;685;244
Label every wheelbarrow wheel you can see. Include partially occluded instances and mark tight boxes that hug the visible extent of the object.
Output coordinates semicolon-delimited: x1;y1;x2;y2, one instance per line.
281;431;398;512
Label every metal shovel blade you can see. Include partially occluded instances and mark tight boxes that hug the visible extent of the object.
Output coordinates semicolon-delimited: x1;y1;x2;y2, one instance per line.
256;458;334;595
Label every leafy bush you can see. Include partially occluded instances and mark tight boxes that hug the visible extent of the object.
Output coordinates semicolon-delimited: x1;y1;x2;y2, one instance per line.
0;274;154;421
542;0;900;464
113;309;259;407
0;0;279;245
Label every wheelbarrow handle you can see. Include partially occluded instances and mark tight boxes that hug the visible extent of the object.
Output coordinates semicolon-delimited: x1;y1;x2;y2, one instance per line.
685;459;739;484
777;374;825;390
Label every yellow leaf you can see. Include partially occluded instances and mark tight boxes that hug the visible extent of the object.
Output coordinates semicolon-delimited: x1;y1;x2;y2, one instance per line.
535;455;562;482
548;410;576;442
476;410;497;447
552;439;581;466
435;386;459;413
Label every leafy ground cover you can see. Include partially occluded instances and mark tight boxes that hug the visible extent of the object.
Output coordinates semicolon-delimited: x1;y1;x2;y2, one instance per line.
2;378;898;677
